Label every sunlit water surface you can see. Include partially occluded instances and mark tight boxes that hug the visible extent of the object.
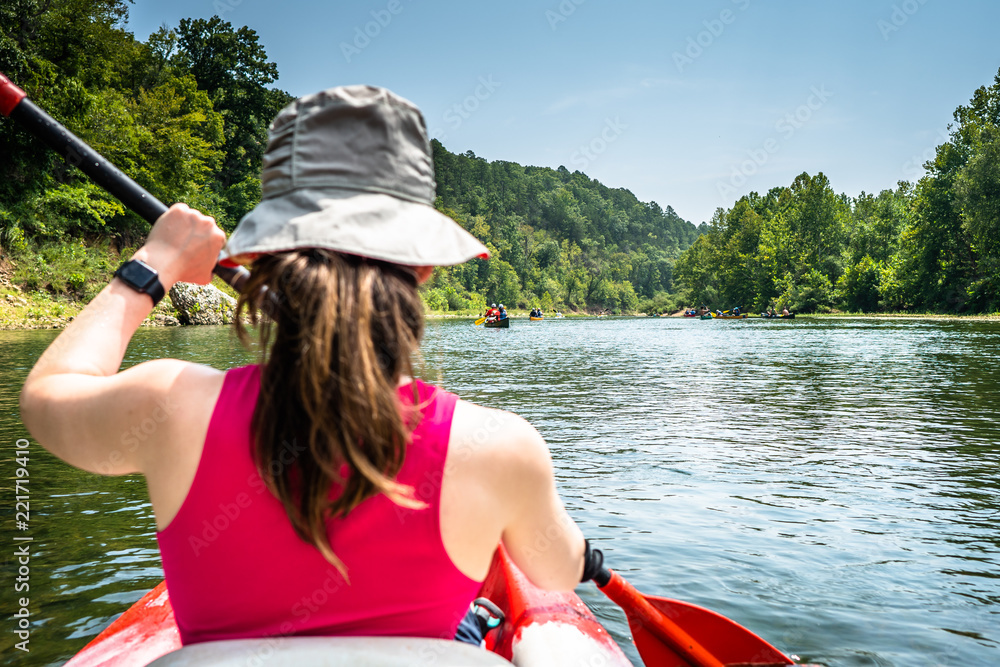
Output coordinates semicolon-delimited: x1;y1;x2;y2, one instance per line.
1;317;997;666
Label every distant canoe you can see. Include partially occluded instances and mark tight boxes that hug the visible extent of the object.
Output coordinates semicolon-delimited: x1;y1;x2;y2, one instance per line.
702;313;747;320
760;314;796;319
529;316;544;321
485;318;510;328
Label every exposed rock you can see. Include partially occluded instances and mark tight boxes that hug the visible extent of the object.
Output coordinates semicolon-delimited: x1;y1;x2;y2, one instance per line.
142;313;181;327
168;282;237;326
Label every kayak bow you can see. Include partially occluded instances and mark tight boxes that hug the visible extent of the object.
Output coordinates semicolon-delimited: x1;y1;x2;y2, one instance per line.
65;544;817;667
481;545;631;665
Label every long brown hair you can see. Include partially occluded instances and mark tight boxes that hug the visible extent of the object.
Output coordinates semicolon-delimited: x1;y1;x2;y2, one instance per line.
235;249;426;573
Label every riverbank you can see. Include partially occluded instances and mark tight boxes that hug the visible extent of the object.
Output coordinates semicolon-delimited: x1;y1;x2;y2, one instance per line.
0;289;601;330
0;276;240;330
808;311;1000;321
8;293;1000;330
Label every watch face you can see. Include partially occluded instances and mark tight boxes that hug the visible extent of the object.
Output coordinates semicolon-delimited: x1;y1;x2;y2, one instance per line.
118;260;158;290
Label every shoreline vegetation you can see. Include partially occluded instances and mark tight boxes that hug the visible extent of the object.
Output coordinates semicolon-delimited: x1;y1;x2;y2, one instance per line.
4;283;999;332
2;4;998;329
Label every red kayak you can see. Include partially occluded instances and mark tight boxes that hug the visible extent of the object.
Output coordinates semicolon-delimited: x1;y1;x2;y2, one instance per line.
64;544;815;666
65;546;630;667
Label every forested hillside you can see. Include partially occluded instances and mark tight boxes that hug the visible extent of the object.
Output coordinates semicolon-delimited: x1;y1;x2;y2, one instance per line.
7;0;994;320
674;68;1000;315
0;0;702;318
425;145;704;314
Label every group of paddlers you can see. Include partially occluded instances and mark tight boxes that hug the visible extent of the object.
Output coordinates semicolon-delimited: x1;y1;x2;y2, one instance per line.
683;305;740;317
484;303;508;323
682;304;791;317
529;308;545;318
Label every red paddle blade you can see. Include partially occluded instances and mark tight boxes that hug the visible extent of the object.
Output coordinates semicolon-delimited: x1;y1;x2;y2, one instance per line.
599;569;793;667
628;595;792;667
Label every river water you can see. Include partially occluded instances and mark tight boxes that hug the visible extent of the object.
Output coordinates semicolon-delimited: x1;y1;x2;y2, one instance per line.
1;317;998;666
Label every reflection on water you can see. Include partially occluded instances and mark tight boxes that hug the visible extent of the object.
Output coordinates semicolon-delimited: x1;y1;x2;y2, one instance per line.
1;318;998;666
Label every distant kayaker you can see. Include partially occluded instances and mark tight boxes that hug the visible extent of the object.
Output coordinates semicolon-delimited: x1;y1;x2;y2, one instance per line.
20;86;601;649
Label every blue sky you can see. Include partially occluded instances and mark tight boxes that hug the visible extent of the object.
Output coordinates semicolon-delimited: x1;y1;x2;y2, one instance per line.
128;0;1000;225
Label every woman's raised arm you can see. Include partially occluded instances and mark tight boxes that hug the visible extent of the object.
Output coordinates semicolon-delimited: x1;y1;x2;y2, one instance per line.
19;204;226;474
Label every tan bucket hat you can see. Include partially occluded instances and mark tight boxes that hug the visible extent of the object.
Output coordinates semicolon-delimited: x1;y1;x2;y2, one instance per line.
219;85;490;267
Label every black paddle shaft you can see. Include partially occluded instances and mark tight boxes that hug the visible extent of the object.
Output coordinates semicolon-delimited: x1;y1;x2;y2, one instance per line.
3;87;249;292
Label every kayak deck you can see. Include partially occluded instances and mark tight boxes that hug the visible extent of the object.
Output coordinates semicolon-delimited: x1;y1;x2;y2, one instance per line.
149;637;511;666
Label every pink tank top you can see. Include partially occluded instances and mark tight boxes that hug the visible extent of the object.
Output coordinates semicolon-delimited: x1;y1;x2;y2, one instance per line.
157;365;483;645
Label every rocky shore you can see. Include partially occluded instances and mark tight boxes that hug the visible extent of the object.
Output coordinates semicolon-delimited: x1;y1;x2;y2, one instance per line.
0;281;240;331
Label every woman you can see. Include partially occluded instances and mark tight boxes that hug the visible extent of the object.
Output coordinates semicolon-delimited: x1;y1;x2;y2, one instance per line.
20;86;590;645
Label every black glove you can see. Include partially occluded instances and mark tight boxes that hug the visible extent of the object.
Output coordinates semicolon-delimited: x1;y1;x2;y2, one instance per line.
581;539;611;587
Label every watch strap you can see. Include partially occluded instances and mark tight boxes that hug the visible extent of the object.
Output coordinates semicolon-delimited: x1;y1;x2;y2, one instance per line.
145;277;165;306
115;259;165;307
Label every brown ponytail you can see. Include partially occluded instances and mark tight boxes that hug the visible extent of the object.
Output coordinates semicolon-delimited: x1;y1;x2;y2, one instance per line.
235;249;426;573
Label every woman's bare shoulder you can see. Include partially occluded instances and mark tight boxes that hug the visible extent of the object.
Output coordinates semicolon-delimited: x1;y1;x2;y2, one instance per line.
449;399;552;478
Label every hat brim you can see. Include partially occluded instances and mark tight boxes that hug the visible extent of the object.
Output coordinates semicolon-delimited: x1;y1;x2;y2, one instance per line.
218;188;490;267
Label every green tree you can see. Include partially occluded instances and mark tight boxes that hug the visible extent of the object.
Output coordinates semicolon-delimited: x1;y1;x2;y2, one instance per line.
174;16;292;225
956;124;1000;309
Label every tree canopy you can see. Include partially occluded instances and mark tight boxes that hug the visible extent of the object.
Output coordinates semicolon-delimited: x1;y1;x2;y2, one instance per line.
674;67;1000;315
0;0;291;252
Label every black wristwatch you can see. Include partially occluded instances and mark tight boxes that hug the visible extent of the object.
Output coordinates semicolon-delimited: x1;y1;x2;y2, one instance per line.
114;259;165;306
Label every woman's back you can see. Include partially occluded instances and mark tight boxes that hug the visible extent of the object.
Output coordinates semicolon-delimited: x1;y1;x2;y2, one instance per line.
159;366;482;643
